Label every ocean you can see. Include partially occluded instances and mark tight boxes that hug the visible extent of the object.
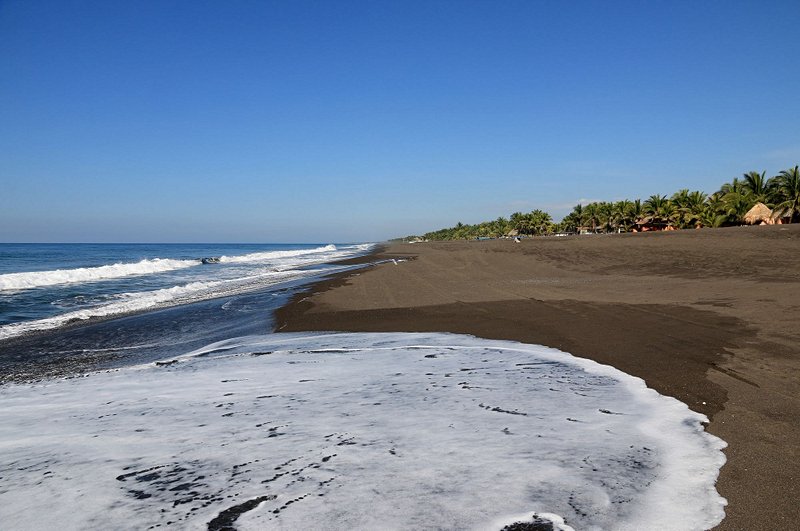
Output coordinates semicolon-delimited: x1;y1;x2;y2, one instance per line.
0;243;728;530
0;242;373;380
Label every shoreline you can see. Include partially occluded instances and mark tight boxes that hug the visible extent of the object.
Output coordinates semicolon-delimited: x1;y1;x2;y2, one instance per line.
0;250;381;385
275;225;800;530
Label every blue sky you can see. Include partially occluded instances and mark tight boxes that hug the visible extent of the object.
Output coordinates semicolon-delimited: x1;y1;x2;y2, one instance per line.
2;0;799;242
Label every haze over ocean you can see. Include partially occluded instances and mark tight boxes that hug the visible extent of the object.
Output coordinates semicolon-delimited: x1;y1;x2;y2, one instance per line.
2;1;799;243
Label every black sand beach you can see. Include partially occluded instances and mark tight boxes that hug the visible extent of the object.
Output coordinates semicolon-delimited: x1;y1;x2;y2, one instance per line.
276;225;800;530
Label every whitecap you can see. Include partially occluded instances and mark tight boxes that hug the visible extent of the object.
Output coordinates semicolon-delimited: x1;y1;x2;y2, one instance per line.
0;269;311;340
0;258;198;291
218;244;338;263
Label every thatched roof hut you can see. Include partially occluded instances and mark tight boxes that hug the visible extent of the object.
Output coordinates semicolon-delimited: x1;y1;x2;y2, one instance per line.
635;216;670;231
744;202;773;225
770;207;792;224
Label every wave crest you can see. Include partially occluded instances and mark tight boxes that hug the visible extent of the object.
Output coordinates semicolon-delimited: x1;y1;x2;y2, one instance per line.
0;270;309;340
0;258;197;291
218;244;337;263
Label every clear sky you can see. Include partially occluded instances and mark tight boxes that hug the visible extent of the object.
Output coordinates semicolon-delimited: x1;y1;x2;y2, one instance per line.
2;0;799;243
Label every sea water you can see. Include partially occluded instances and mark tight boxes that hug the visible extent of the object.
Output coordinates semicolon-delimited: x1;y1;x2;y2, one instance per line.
0;243;372;337
0;333;727;530
0;245;728;530
0;243;373;380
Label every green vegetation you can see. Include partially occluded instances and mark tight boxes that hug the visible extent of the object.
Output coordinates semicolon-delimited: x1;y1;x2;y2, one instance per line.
400;166;800;241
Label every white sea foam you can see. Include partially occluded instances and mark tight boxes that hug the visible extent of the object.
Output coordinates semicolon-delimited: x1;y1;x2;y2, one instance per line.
0;333;727;530
218;244;339;263
0;244;375;340
0;269;319;341
0;244;371;292
0;258;197;291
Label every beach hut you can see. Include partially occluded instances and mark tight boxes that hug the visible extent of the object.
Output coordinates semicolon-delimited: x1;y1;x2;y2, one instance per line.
635;216;669;232
769;207;792;225
744;202;774;225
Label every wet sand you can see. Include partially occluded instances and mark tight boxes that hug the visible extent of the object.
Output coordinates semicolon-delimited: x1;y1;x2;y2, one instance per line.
276;225;800;530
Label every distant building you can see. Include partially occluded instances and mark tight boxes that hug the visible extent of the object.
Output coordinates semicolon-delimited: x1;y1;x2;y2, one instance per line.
744;202;774;225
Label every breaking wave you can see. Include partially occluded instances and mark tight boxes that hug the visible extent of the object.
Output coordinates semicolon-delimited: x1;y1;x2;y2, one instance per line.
0;269;313;341
0;243;374;339
0;258;197;291
218;244;338;263
0;245;353;292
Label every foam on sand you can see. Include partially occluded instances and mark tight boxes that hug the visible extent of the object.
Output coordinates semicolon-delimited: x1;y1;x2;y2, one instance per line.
0;332;727;530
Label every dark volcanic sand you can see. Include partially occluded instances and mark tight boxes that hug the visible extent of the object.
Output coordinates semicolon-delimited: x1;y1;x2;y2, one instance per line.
276;225;800;531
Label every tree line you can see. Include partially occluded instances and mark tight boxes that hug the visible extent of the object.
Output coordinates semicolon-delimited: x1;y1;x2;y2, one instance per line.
401;165;800;241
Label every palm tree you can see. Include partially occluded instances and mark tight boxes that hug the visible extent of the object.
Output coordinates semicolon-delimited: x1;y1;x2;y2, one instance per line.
718;175;757;225
562;204;584;233
627;199;645;228
686;191;707;228
719;191;753;225
742;171;770;204
614;200;634;232
492;217;509;237
509;212;527;234
414;163;799;240
582;203;600;233
597;202;616;233
644;194;675;227
718;177;746;195
671;189;707;228
771;165;800;222
701;193;728;228
671;189;692;228
526;209;553;235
